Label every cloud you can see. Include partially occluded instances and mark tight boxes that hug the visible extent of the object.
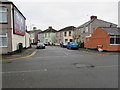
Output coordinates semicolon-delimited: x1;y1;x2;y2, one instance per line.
11;1;118;30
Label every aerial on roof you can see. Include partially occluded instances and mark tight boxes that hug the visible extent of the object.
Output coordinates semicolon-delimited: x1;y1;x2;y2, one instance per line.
101;27;120;35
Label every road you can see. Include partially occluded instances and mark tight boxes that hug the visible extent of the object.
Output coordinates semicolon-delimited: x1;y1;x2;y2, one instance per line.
2;46;118;88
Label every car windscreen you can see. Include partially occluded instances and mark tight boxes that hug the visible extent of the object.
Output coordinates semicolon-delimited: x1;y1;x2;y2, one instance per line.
38;43;44;45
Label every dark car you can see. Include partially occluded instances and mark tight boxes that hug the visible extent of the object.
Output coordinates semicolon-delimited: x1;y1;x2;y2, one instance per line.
60;42;68;48
67;42;79;50
36;42;45;49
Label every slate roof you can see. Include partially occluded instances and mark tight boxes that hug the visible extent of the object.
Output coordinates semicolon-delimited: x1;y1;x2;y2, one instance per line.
77;19;117;28
59;26;76;31
42;28;57;33
101;27;120;35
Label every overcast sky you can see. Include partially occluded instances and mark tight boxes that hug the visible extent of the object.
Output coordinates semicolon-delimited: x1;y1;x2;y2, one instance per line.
10;0;119;31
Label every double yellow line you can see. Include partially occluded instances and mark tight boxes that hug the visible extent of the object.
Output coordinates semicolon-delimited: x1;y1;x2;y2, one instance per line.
0;51;36;62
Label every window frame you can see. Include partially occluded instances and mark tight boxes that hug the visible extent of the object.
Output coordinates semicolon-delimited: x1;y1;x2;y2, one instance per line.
110;35;120;45
0;33;8;47
69;31;71;36
0;6;8;24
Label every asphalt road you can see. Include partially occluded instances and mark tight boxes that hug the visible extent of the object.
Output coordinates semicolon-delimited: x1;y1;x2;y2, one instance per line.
2;46;118;88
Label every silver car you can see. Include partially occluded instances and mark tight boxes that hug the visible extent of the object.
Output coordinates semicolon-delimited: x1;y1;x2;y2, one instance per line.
36;42;45;49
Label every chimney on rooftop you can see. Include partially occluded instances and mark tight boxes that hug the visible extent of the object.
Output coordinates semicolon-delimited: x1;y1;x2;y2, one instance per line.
49;26;52;29
90;16;97;20
33;27;37;30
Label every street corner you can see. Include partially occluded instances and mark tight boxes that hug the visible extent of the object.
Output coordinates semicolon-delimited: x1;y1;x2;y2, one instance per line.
80;48;120;56
1;48;37;62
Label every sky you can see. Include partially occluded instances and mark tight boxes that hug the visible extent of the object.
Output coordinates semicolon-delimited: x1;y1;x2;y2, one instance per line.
10;0;119;31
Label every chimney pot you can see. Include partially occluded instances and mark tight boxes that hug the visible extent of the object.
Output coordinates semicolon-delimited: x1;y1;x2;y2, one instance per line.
49;26;52;29
91;16;97;20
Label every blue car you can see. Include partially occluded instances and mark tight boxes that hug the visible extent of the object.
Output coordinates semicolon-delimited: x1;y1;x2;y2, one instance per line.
67;42;79;50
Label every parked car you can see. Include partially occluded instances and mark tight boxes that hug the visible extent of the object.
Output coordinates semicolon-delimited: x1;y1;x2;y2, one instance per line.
67;42;79;50
36;42;45;49
44;42;48;46
60;42;68;48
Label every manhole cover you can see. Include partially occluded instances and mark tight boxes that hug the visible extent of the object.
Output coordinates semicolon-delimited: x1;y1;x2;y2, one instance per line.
73;63;95;68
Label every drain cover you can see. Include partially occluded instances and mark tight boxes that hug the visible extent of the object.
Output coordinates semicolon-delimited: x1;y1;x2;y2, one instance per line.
73;63;95;68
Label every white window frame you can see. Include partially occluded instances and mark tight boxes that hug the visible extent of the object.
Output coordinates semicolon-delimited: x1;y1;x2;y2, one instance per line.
110;35;120;45
0;33;8;47
0;7;7;23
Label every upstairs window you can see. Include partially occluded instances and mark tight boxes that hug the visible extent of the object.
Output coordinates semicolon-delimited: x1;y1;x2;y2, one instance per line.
64;32;67;37
0;7;7;23
69;31;71;36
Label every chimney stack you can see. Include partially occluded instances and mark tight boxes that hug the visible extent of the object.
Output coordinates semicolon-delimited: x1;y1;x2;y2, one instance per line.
49;26;52;29
90;16;97;20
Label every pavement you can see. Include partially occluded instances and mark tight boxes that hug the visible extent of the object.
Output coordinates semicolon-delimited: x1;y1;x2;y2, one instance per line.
80;48;120;56
1;47;36;61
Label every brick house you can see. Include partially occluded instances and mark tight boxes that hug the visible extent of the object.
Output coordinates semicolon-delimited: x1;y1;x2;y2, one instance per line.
84;27;120;51
73;16;117;46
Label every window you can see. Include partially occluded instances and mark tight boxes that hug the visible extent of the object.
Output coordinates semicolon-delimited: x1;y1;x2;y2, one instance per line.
69;31;71;36
45;33;47;37
110;35;120;44
0;33;8;47
85;27;88;32
64;32;67;37
0;7;7;23
65;39;68;42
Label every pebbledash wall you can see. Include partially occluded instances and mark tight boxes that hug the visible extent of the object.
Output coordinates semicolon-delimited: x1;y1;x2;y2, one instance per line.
0;1;30;54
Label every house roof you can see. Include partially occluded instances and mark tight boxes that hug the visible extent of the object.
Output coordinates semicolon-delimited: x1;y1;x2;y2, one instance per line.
77;19;117;28
43;27;57;33
59;26;76;32
101;27;120;35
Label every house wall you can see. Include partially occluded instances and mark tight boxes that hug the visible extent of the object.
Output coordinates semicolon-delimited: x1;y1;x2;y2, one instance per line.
0;4;12;54
56;31;63;45
63;30;73;42
0;2;28;54
73;18;117;44
44;32;56;44
38;33;44;43
25;32;30;48
85;27;120;51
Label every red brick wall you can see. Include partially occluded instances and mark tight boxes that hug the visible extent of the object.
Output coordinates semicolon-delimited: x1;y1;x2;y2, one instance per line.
84;27;120;51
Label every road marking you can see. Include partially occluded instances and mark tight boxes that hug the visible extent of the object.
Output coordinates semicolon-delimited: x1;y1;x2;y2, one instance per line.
0;51;36;62
1;69;48;74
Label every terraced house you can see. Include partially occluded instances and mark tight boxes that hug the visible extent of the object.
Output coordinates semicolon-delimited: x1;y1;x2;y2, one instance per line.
0;0;30;54
73;16;117;47
56;26;75;45
38;26;57;45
